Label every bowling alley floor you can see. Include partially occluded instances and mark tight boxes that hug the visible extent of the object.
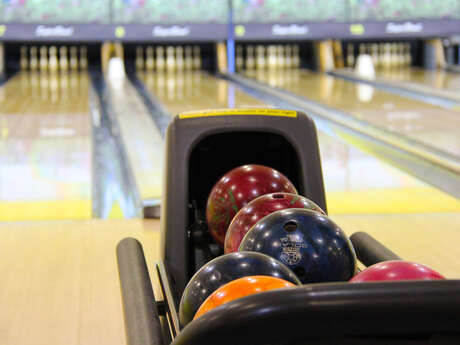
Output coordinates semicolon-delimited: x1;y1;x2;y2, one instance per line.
1;67;460;345
0;219;161;345
1;215;459;345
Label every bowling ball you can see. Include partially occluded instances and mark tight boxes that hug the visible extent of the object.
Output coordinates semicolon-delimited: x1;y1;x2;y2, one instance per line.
179;251;300;326
206;164;297;247
194;275;295;320
239;208;357;284
350;260;445;282
224;193;325;254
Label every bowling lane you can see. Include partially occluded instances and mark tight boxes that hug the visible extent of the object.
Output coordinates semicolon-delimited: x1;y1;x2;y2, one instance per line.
138;71;460;215
371;67;460;99
244;69;460;159
138;70;267;114
0;219;458;345
335;213;460;278
0;72;92;221
105;73;163;202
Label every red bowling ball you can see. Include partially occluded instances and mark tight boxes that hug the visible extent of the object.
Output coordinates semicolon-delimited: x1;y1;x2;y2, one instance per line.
350;260;445;282
206;165;297;247
224;192;325;253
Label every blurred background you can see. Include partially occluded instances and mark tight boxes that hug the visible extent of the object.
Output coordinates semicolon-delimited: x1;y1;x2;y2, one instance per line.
0;0;459;223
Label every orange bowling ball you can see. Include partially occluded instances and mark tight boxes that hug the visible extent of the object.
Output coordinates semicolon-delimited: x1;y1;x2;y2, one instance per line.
193;275;295;320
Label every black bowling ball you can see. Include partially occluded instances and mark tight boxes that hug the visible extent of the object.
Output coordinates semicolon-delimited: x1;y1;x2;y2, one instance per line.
179;251;300;326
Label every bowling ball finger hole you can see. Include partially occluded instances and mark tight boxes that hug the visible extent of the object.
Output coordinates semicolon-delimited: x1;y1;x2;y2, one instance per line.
293;267;306;281
273;194;285;199
283;221;297;232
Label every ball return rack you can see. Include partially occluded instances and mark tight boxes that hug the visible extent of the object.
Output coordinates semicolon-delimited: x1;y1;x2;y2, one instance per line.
116;109;460;345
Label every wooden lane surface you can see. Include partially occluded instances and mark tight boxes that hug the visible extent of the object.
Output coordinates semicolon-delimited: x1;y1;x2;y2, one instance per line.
138;70;266;115
0;219;161;345
245;69;460;158
138;71;460;215
0;215;458;345
335;213;460;278
375;67;460;98
0;72;92;221
319;132;460;215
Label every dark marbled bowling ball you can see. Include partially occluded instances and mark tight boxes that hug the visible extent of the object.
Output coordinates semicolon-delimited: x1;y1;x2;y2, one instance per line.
179;251;300;326
206;164;297;247
239;208;357;284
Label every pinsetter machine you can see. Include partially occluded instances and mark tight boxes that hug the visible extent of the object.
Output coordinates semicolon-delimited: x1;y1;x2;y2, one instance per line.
116;108;460;345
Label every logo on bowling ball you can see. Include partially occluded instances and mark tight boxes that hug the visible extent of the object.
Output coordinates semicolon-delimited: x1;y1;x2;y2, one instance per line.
280;234;306;265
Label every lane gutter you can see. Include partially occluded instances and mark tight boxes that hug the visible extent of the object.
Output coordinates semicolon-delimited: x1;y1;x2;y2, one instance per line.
89;70;142;218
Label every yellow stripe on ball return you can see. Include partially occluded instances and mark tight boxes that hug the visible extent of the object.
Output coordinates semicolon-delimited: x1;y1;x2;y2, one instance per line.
179;108;297;119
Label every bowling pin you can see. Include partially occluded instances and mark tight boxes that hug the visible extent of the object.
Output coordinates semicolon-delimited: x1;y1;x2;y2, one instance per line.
79;46;88;70
277;45;285;69
107;56;125;81
371;43;379;69
135;46;144;70
166;46;176;72
285;45;292;69
355;53;375;79
184;46;193;70
292;45;300;68
379;43;384;67
382;43;391;70
404;43;412;67
59;46;68;72
397;43;403;68
20;46;28;70
193;46;201;70
48;46;58;73
267;45;277;70
389;43;398;68
255;45;266;70
246;45;255;70
401;43;407;67
346;44;355;68
69;46;78;71
29;46;38;71
235;45;244;71
359;43;366;57
146;46;155;71
176;46;184;71
366;43;372;55
391;43;398;70
156;46;165;71
39;46;48;71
